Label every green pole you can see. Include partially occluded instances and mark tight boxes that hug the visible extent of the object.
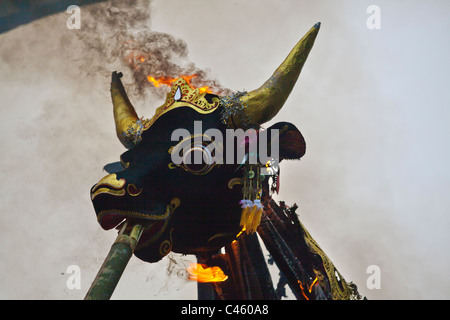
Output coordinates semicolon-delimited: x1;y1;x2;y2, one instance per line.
85;223;143;300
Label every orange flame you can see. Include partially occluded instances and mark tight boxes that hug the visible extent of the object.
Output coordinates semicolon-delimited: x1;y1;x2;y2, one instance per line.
147;74;212;94
123;51;148;71
187;263;228;283
298;277;319;300
122;46;212;93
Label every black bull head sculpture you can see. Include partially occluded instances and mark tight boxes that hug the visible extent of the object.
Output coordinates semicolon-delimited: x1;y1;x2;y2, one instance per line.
90;23;320;263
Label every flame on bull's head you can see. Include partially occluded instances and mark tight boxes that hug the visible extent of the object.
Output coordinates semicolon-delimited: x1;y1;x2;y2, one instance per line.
111;22;320;148
147;74;212;94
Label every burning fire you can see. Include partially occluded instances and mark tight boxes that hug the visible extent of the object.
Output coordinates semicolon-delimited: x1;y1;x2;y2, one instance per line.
187;263;228;283
147;74;212;94
123;50;148;71
122;48;213;93
298;277;319;300
122;43;221;95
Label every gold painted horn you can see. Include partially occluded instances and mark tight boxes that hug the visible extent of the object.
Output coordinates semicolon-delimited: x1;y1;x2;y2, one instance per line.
111;71;140;149
238;22;321;127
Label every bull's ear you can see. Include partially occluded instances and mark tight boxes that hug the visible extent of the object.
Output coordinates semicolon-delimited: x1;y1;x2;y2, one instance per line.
267;122;306;161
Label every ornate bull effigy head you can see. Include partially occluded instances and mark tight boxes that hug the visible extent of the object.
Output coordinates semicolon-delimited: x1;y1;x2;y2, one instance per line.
90;23;320;263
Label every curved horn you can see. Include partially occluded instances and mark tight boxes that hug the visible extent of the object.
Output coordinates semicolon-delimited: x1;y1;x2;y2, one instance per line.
111;71;139;149
239;22;321;127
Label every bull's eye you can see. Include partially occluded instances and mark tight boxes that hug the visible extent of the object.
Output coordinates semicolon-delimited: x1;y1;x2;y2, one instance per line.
181;144;213;175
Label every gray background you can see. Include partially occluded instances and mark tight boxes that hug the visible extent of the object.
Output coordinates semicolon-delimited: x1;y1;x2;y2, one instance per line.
0;0;449;299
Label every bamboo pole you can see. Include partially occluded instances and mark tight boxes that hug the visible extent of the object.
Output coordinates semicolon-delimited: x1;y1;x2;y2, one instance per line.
84;222;143;300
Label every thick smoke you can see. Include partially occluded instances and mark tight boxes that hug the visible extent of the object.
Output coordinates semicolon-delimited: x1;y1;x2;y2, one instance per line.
77;0;231;100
